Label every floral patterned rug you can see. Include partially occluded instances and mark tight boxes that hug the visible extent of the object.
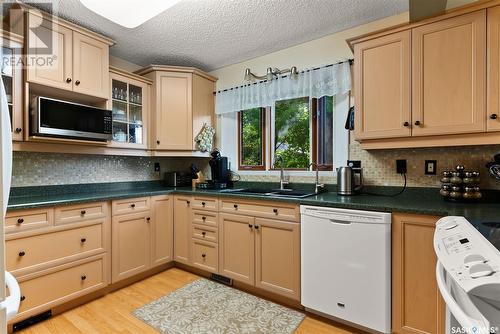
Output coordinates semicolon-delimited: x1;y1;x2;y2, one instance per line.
133;278;305;334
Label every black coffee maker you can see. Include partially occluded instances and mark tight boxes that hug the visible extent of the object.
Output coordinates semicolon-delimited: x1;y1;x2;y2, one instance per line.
209;150;229;185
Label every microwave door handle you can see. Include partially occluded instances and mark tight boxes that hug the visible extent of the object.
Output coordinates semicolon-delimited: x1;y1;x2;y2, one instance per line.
436;262;490;334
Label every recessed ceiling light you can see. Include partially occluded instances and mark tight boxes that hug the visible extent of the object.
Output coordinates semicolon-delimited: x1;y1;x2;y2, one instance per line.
79;0;182;28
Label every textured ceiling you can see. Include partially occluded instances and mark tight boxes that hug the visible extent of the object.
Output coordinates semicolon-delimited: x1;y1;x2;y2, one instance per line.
25;0;409;71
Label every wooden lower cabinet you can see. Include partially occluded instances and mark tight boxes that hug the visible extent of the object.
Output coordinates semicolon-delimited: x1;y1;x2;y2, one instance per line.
151;195;174;266
111;211;151;283
173;195;192;264
254;218;300;300
219;213;255;285
392;213;445;334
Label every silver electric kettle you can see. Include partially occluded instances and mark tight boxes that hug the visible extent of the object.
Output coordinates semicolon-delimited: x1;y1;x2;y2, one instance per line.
337;166;363;195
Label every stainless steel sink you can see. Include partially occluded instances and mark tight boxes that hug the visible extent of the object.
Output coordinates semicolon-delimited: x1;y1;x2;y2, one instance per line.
221;188;316;198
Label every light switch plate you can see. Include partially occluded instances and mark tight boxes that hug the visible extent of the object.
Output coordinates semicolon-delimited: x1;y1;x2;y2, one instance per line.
425;160;437;175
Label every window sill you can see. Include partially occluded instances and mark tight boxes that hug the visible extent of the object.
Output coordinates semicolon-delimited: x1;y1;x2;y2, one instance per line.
236;170;335;177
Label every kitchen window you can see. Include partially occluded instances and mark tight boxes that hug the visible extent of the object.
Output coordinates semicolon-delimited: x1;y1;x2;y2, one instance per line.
238;107;266;170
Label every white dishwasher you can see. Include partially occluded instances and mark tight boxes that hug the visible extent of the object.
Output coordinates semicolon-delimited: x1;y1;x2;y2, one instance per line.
300;205;391;334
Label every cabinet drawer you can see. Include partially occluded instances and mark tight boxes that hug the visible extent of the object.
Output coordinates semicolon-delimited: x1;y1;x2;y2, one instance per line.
192;225;218;243
112;197;150;216
192;240;218;273
192;210;218;227
55;202;108;225
220;199;300;222
6;223;105;273
16;256;106;318
191;197;218;211
5;208;53;234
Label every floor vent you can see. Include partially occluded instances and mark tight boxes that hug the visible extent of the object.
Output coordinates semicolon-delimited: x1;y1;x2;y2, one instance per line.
13;310;52;332
211;273;233;286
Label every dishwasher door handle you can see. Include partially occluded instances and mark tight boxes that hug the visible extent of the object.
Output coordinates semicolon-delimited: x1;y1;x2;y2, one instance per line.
329;219;352;225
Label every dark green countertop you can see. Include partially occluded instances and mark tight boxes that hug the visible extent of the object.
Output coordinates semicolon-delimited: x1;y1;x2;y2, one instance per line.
7;181;500;224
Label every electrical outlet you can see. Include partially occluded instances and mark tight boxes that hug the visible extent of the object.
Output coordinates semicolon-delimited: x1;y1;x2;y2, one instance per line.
396;159;407;174
154;162;160;172
425;160;437;175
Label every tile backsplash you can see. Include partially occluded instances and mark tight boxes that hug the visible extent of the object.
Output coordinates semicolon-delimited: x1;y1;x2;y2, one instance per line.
12;152;210;187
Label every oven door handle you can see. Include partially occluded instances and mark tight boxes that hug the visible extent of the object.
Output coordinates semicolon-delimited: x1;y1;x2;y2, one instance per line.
436;262;490;334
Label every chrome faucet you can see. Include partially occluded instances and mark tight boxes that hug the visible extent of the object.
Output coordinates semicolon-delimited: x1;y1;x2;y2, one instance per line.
309;162;325;194
274;156;289;190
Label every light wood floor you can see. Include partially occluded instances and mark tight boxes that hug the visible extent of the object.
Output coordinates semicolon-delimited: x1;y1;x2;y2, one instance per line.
17;268;357;334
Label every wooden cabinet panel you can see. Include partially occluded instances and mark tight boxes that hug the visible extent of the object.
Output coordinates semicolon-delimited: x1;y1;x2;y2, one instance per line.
392;213;445;334
220;199;300;222
191;196;218;211
54;201;108;225
112;197;150;216
219;213;255;285
192;210;218;227
488;6;500;131
151;195;174;267
412;11;486;136
192;224;218;243
156;72;193;150
26;13;73;91
111;212;151;283
192;73;215;140
72;31;109;98
5;208;53;234
354;30;411;140
173;196;192;264
254;218;300;301
191;239;218;273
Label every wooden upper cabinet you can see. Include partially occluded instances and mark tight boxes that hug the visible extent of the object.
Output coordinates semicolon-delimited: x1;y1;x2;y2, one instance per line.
72;31;109;99
151;195;174;267
219;213;255;285
354;30;411;140
26;14;73;91
136;66;217;151
173;195;192;264
412;10;486;136
26;11;112;99
487;6;500;132
392;213;445;334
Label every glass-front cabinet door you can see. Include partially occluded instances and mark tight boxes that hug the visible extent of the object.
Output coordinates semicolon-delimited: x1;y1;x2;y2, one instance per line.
108;68;150;148
1;32;24;141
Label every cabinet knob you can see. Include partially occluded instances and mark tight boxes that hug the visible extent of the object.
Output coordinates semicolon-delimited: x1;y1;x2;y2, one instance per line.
273;208;278;214
66;78;72;83
80;210;86;215
414;120;421;126
131;203;136;208
202;231;206;236
254;225;259;230
187;201;190;205
80;238;86;243
146;217;151;222
75;80;81;86
202;216;206;221
233;204;238;209
15;128;22;133
18;251;25;257
157;140;160;145
403;122;409;127
201;253;206;258
81;275;86;281
490;114;498;120
20;295;25;302
17;218;24;225
248;224;253;228
201;202;206;206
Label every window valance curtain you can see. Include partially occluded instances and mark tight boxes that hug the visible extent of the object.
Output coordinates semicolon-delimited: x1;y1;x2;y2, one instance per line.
215;61;351;114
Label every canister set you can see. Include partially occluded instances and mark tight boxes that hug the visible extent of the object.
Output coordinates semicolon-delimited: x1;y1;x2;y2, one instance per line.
440;165;482;201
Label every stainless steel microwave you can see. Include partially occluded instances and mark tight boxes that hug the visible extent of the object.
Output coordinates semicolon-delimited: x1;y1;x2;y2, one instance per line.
30;96;112;141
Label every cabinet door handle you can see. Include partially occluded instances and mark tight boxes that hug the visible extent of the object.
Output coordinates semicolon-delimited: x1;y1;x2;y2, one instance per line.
201;231;206;236
414;120;421;126
403;122;410;127
201;253;206;258
233;204;238;209
131;203;136;208
201;202;206;206
75;80;81;86
273;208;278;214
254;225;259;230
81;275;86;281
146;217;151;222
20;295;25;302
80;210;86;215
66;78;72;83
202;216;206;221
157;140;160;145
80;238;86;243
490;114;498;120
248;224;253;228
17;218;24;225
15;128;22;133
18;251;25;257
187;201;190;205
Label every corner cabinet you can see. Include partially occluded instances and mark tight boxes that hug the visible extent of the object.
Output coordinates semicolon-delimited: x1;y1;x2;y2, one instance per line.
136;66;217;151
392;213;445;334
107;67;151;149
1;30;24;141
26;11;113;99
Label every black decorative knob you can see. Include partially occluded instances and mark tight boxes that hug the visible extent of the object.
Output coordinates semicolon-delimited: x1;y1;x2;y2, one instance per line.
146;217;151;222
201;253;206;258
80;210;86;215
273;208;278;214
157;140;160;145
202;232;206;236
18;251;25;257
66;78;72;83
187;201;190;205
75;80;81;86
234;204;238;209
15;128;22;133
81;275;86;281
202;216;206;221
403;122;409;127
254;225;259;230
414;120;421;126
20;295;25;302
490;114;498;120
202;202;206;206
17;218;24;224
248;224;253;228
131;203;136;208
80;238;86;243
